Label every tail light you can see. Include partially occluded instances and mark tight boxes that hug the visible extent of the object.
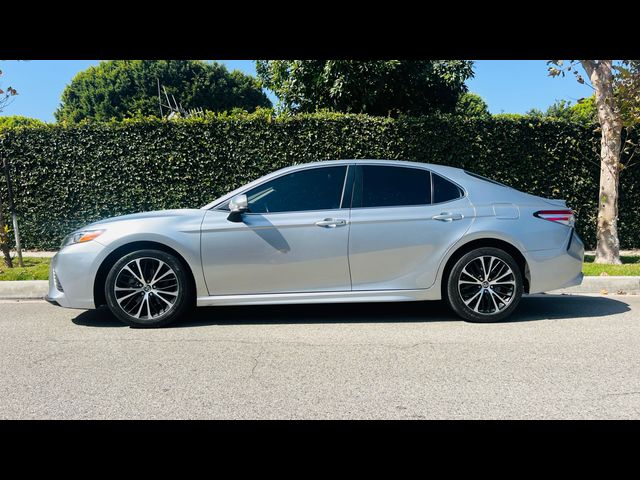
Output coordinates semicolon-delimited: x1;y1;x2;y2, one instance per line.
534;209;575;227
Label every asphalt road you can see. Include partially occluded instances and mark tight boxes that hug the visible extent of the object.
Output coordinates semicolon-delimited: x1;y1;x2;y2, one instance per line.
1;294;639;419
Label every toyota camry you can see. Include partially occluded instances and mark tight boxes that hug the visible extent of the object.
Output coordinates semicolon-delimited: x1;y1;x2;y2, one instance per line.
46;159;584;327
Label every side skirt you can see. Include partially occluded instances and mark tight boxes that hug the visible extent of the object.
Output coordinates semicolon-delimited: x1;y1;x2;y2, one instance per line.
196;288;440;307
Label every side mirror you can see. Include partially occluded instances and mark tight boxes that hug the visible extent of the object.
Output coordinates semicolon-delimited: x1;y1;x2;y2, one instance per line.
229;194;248;213
227;194;248;222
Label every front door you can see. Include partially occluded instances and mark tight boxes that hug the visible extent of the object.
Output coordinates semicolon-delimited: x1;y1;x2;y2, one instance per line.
201;165;352;296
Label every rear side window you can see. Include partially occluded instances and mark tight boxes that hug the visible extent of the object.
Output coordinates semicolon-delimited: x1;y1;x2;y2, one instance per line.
432;173;464;203
355;165;431;208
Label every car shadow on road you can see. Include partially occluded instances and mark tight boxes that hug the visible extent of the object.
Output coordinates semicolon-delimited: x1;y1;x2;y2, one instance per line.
71;294;632;328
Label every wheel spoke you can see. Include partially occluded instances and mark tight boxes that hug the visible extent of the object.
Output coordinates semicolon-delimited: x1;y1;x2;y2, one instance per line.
135;259;146;283
487;289;500;312
472;291;484;312
133;295;146;318
491;263;507;280
486;256;496;279
123;265;144;285
492;269;513;283
477;257;487;281
152;269;173;285
492;289;512;304
154;292;173;307
155;289;178;297
116;290;141;304
463;289;482;307
461;267;481;283
149;260;167;284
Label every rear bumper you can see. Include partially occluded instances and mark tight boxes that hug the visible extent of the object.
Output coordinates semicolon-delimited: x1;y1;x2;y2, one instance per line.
526;229;585;293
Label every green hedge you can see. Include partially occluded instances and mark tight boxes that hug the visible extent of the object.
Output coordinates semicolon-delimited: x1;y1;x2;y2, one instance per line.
0;112;638;250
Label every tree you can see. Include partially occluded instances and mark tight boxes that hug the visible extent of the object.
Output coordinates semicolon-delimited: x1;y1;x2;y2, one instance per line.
542;97;597;123
55;60;272;122
0;68;17;112
549;60;640;264
524;108;545;118
454;93;490;118
0;215;11;268
0;69;18;268
256;60;474;116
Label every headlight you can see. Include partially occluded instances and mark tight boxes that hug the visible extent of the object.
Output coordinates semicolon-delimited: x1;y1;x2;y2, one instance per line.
60;229;105;248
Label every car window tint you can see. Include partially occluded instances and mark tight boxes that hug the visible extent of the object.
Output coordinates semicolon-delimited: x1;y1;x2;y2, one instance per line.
359;166;431;208
244;166;347;213
432;173;463;203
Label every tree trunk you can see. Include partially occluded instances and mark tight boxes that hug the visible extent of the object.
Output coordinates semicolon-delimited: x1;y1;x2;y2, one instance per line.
0;195;13;268
582;60;623;264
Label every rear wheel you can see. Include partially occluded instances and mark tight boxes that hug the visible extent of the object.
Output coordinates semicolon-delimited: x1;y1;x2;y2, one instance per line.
445;247;523;323
105;249;192;328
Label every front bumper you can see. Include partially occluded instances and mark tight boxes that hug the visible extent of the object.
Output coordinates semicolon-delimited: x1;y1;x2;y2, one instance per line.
46;240;106;309
44;295;60;306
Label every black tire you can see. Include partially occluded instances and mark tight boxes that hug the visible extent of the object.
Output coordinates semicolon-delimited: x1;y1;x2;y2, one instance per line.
105;249;193;328
445;247;523;323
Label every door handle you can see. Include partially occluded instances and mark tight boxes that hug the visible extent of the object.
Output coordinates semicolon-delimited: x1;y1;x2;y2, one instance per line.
432;212;464;222
315;218;348;228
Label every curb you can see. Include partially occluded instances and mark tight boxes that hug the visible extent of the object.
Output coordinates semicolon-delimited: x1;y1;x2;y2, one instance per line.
0;276;639;300
0;280;49;299
549;276;640;295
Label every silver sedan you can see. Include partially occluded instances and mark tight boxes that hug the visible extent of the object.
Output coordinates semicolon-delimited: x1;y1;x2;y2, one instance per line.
46;160;584;327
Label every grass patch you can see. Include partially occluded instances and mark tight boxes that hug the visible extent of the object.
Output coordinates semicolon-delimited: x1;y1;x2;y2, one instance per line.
583;254;640;276
0;257;50;281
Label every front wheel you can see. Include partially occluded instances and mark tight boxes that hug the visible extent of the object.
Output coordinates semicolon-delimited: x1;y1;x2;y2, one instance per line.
105;249;192;328
445;247;523;323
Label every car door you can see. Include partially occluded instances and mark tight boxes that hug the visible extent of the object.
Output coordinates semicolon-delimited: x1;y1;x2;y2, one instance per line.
200;164;353;296
348;164;475;291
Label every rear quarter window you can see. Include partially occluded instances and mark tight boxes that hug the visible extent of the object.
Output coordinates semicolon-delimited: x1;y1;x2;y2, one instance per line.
432;173;464;203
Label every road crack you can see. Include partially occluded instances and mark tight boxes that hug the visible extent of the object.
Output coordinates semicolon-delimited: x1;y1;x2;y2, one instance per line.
602;391;640;398
250;346;265;379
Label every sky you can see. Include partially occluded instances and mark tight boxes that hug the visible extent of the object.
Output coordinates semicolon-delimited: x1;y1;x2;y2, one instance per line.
0;60;593;122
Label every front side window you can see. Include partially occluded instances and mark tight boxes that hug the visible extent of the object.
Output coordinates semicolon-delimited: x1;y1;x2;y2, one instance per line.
354;165;431;208
243;166;347;214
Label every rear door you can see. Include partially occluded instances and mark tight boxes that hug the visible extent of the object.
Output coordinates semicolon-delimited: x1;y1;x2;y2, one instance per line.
347;164;475;290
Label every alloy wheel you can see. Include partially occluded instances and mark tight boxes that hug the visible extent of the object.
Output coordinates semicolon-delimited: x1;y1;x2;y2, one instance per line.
113;257;180;320
457;255;516;315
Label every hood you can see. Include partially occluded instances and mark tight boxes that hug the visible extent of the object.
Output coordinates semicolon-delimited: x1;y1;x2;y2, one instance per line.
85;209;206;228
